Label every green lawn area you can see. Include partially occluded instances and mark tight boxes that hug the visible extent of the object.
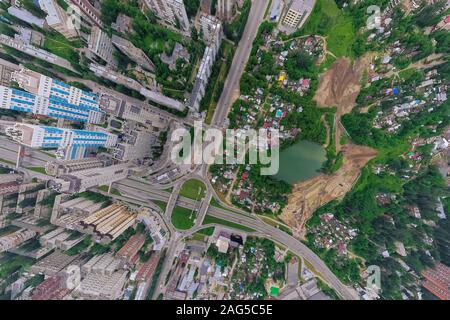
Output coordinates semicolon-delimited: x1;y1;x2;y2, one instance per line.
195;226;215;237
259;216;293;236
179;179;206;200
26;167;47;174
202;215;256;233
210;197;246;215
152;200;167;212
42;32;82;64
0;158;15;166
298;0;356;58
98;185;122;196
210;197;225;209
0;225;20;237
171;206;197;230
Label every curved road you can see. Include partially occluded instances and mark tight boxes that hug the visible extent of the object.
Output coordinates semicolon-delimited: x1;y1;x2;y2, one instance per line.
112;178;359;300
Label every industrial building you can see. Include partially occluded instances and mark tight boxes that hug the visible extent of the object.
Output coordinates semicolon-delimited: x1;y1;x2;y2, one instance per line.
77;269;128;300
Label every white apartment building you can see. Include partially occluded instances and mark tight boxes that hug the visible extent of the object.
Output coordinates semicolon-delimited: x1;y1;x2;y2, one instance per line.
38;0;79;39
88;26;117;67
143;0;190;31
282;0;314;30
111;35;155;71
68;0;103;27
189;14;222;111
48;163;130;194
45;158;107;176
216;0;236;21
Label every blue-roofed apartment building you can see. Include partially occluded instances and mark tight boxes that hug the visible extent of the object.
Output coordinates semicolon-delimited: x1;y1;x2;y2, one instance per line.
5;123;117;160
1;68;105;124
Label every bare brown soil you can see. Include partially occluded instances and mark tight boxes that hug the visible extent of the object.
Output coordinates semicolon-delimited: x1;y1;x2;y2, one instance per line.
280;143;377;239
314;55;373;116
281;55;377;238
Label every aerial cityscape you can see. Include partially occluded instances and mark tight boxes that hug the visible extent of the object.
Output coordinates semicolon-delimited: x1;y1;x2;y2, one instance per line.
0;0;449;303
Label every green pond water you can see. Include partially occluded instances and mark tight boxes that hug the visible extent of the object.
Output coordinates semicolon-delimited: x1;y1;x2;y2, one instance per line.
275;140;326;185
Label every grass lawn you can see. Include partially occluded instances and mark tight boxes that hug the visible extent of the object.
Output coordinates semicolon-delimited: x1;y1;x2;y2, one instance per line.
195;226;215;237
0;158;15;166
259;216;293;235
210;197;225;209
98;185;122;196
299;0;356;58
42;32;82;63
179;179;206;200
40;150;56;158
171;206;197;230
152;200;167;212
202;215;256;233
26;167;47;174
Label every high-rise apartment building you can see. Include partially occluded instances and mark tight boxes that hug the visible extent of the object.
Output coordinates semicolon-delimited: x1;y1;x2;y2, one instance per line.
68;0;103;27
11;68;103;118
216;0;236;21
189;14;222;111
5;123;117;160
0;228;37;253
0;85;104;124
111;35;155;71
282;0;314;30
143;0;190;31
48;164;130;194
38;0;79;39
45;158;108;177
88;26;118;67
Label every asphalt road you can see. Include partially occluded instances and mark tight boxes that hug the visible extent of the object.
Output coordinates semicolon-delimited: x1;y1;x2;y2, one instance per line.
211;0;270;127
0;136;55;167
113;179;359;300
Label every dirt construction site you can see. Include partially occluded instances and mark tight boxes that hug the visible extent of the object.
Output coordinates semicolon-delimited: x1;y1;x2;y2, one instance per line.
280;55;378;239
